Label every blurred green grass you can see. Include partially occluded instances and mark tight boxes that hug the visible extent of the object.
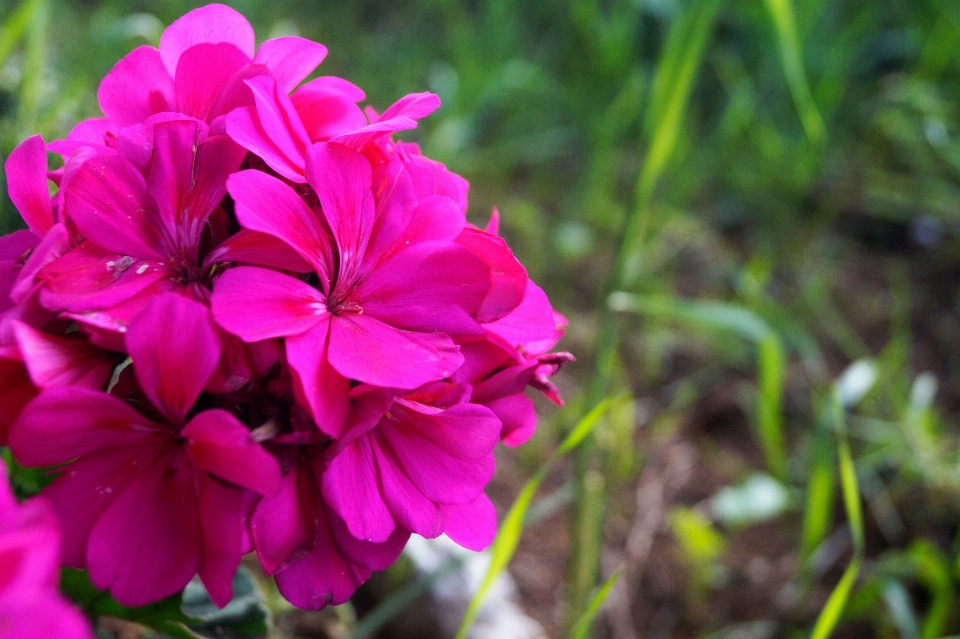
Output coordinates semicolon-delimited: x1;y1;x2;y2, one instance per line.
6;0;960;637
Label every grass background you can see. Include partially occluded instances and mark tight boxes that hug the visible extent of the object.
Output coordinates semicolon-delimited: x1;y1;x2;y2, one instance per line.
4;0;960;637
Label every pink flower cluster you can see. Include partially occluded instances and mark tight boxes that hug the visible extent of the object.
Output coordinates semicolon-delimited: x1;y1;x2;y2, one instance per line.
0;4;571;611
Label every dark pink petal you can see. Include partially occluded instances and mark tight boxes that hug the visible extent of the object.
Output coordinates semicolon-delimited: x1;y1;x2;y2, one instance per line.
354;242;487;336
126;293;221;424
197;477;246;608
225;106;305;182
456;227;528;323
174;43;251;122
212;266;327;341
286;320;349;438
330;117;417;153
87;451;201;607
159;4;255;77
404;151;469;213
9;386;159;467
147;121;245;254
97;46;174;127
327;507;409;572
253;37;328;93
483;280;558;347
441;493;496;551
0;595;95;639
10;223;70;304
184;409;281;495
204;229;313;273
12;322;113;390
251;468;312;576
226;170;332;278
62;151;165;260
291;77;367;141
486;393;537;446
322;435;395;543
373;440;443;538
38;446;149;568
273;505;370;609
377;92;441;122
4;136;54;237
381;400;499;504
228;76;310;181
0;360;36;444
0;229;40;262
328;313;463;389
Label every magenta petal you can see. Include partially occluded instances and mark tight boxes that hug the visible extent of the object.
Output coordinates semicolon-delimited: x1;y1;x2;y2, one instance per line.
354;242;487;336
9;386;159;467
1;596;95;639
39;446;148;568
184;409;280;495
404;152;469;213
87;451;201;607
327;507;409;572
10;222;70;304
212;266;327;341
286;321;349;438
273;504;370;609
225;106;305;182
486;393;538;446
291;77;367;141
381;400;499;504
197;477;245;608
204;230;313;273
159;3;255;77
441;492;497;551
378;92;441;122
483;280;559;347
175;42;251;122
305;143;375;284
251;468;312;576
4;136;54;237
330;117;417;152
126;293;221;424
328;313;463;389
12;322;113;390
456;227;528;323
226;170;332;277
322;435;396;543
253;37;328;93
62;151;165;260
235;75;310;180
373;439;443;538
97;46;174;127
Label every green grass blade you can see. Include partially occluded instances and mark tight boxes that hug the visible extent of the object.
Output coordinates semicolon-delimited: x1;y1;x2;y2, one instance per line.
809;393;865;639
569;566;622;639
809;556;863;639
459;399;614;639
17;0;48;136
801;405;835;558
761;0;825;145
608;293;772;343
757;333;787;479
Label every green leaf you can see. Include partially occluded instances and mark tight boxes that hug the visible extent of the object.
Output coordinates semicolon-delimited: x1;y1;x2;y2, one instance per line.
180;568;270;639
569;567;622;639
456;397;616;639
809;556;863;639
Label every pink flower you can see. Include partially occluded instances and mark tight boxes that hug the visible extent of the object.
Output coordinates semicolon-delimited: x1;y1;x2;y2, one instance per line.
9;293;281;607
322;382;500;548
211;142;489;436
73;3;327;149
251;439;410;609
0;461;94;639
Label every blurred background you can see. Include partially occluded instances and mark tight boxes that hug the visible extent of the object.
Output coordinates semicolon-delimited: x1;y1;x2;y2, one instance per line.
4;0;960;637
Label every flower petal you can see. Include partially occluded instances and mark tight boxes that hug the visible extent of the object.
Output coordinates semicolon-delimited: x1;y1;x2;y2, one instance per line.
12;322;114;391
322;434;395;543
286;320;349;438
4;135;54;237
441;492;496;551
328;313;463;389
251;468;312;576
174;42;251;122
98;46;174;127
126;293;221;424
226;170;332;278
197;477;246;608
211;266;327;341
253;37;328;93
204;229;313;273
184;408;281;495
290;76;367;141
87;450;201;607
159;4;255;77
